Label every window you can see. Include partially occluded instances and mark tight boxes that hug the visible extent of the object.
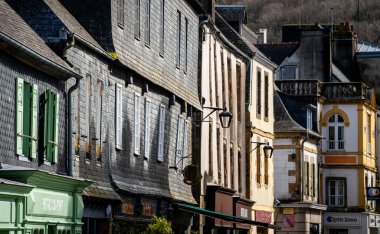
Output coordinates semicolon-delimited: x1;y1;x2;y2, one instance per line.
176;11;181;67
230;147;234;189
257;69;262;118
256;137;261;184
117;0;124;27
217;128;221;183
312;163;316;196
43;90;59;163
281;65;299;80
134;0;140;38
227;58;232;115
115;84;123;149
367;114;371;154
208;120;213;176
134;93;141;155
182;120;188;165
264;73;269;120
184;18;188;72
85;75;91;159
175;115;184;167
328;114;345;150
223;144;228;187
159;0;165;55
264;149;269;185
15;78;38;159
327;178;345;207
305;162;309;195
157;104;165;161
95;80;103;161
144;0;150;45
236;63;242;121
307;108;312;130
238;151;242;193
144;98;151;158
221;51;226;108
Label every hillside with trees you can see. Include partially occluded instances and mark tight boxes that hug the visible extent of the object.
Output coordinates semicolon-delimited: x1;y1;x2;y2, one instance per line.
217;0;380;44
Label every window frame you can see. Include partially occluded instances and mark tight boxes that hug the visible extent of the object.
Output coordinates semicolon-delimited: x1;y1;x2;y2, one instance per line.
117;0;125;28
43;90;59;164
134;92;141;155
144;98;151;159
256;68;262;119
176;10;181;68
115;84;123;150
327;114;345;151
157;104;166;162
159;0;165;56
144;0;151;45
326;177;346;207
134;0;141;38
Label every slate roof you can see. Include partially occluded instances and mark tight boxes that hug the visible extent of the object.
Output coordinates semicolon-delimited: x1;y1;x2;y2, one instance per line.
215;5;247;23
357;41;380;52
83;184;121;201
42;0;105;53
274;90;306;133
0;0;75;77
215;12;255;58
255;43;299;65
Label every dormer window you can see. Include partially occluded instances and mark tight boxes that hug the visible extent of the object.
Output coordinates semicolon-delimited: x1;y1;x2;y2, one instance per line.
281;65;299;80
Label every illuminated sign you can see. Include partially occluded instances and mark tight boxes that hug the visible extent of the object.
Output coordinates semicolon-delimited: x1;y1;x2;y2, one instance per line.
367;187;380;200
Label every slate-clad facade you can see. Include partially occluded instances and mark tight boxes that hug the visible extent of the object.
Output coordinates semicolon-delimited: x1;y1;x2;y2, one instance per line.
5;0;202;233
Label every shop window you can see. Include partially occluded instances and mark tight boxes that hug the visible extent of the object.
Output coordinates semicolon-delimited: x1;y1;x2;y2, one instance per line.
310;223;319;234
43;90;59;164
15;78;38;159
326;178;346;207
328;114;345;150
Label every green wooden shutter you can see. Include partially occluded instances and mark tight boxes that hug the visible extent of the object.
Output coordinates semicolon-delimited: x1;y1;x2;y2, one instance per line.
44;91;50;161
30;84;38;159
16;78;24;156
53;93;59;163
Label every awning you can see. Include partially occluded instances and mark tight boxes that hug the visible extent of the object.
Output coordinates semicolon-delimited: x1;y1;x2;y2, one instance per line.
173;203;280;230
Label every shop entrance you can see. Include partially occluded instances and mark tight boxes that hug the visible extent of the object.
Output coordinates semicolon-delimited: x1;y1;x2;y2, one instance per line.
330;229;348;234
47;225;57;234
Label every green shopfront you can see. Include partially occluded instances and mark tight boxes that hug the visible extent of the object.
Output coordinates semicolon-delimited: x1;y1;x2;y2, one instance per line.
0;168;91;234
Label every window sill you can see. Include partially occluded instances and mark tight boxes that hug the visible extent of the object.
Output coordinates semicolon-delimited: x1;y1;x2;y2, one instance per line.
18;156;30;162
264;116;269;122
145;43;151;48
134;152;140;157
159;52;164;58
135;35;141;41
118;22;124;29
115;147;123;151
176;65;180;69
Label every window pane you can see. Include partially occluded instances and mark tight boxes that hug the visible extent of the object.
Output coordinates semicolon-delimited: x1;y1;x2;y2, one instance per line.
329;115;335;122
337;115;344;122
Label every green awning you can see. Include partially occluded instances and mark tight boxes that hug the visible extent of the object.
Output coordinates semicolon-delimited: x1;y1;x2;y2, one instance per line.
173;203;279;230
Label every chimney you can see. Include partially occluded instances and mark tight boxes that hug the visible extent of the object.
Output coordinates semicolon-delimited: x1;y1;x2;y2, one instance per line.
300;29;331;81
332;22;358;80
199;0;215;22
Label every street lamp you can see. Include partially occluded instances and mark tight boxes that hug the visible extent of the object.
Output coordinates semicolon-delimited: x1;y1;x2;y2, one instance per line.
252;142;274;158
202;106;233;128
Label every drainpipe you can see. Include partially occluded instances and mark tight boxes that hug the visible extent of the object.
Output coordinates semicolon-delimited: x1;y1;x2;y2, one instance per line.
63;30;81;177
300;130;309;201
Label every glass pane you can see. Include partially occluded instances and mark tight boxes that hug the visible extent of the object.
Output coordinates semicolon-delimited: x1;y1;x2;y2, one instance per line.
329;115;335;122
338;181;344;195
337;115;344;122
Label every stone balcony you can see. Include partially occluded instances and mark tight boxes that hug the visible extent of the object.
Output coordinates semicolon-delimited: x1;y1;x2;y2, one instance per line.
275;80;370;100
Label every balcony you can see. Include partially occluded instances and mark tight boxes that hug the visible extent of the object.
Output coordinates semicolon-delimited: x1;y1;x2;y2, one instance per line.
276;80;370;100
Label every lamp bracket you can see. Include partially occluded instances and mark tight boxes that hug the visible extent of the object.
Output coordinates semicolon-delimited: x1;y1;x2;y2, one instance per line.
202;106;226;121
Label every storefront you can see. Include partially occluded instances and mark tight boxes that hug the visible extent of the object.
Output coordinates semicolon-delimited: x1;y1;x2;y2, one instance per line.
233;197;255;234
0;167;91;234
323;212;380;234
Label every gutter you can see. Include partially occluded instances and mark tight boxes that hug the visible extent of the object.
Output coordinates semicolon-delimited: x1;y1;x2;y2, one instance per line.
0;32;80;79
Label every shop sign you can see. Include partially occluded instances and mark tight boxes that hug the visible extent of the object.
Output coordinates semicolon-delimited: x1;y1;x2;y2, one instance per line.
121;202;134;215
255;210;272;223
367;187;380;200
283;208;294;215
215;191;233;227
324;213;361;226
28;189;72;217
240;208;248;218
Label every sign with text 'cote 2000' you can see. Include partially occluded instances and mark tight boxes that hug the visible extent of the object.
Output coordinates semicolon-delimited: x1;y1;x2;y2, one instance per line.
367;187;380;200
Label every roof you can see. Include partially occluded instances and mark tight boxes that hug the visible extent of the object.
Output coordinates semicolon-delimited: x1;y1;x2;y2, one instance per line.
332;63;350;82
0;177;34;188
357;41;380;52
83;184;121;201
215;12;254;57
255;43;299;65
273;90;306;133
0;1;79;79
42;0;105;53
215;5;247;23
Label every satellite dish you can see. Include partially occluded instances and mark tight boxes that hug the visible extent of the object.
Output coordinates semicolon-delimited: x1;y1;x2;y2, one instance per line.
182;165;201;185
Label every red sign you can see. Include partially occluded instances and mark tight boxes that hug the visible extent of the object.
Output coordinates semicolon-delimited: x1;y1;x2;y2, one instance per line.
282;214;295;228
255;210;272;223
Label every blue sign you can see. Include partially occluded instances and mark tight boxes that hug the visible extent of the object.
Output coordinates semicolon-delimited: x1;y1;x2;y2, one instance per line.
367;187;380;200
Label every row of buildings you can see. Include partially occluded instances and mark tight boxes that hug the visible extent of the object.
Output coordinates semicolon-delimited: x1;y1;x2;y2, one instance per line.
0;0;380;233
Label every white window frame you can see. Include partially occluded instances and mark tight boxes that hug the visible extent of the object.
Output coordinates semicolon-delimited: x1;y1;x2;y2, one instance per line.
134;93;141;155
157;104;165;162
115;84;123;149
327;178;345;207
144;98;151;159
327;114;345;151
175;115;184;167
